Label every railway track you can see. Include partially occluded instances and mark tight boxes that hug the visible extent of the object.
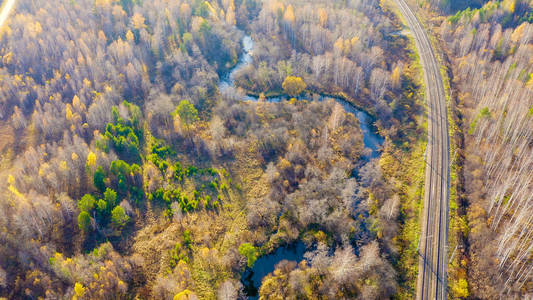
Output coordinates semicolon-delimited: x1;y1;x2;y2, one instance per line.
393;0;450;299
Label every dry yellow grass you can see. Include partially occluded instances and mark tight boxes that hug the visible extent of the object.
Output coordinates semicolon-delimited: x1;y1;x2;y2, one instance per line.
130;140;269;298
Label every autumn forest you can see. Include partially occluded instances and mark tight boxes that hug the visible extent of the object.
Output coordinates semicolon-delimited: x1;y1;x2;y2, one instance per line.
0;0;531;299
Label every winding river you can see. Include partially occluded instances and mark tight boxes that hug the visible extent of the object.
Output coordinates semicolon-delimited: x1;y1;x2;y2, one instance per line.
219;35;384;298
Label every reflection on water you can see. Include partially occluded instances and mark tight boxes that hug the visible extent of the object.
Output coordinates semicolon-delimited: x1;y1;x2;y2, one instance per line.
241;242;306;299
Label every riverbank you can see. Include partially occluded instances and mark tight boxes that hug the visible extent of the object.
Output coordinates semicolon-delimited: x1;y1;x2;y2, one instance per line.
242;88;378;119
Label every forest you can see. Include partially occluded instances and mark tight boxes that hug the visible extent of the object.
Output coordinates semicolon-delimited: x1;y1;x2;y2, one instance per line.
0;0;426;298
430;0;533;298
8;0;525;299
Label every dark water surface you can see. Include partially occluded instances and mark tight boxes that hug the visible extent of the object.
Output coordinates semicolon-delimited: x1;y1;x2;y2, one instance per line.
241;241;306;299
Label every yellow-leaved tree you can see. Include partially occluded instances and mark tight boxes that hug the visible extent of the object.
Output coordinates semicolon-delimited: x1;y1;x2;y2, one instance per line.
282;76;307;96
283;4;295;24
131;13;146;29
391;66;401;89
319;8;328;27
86;151;97;174
174;289;197;300
126;30;134;42
73;282;86;299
